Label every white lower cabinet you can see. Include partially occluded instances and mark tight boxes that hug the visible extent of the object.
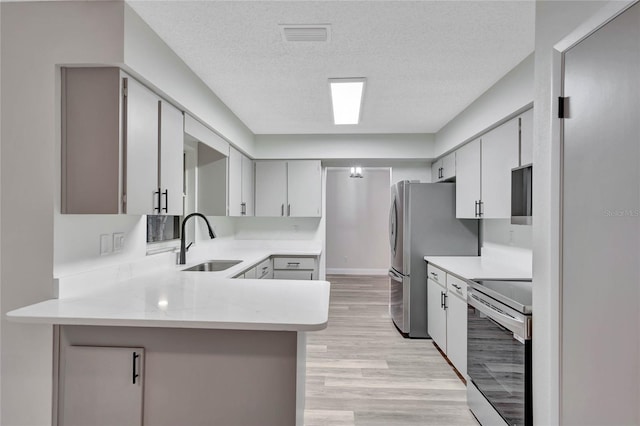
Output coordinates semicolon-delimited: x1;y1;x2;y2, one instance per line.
427;278;447;353
427;262;468;378
446;287;467;378
256;258;273;279
273;270;314;280
272;256;318;280
60;346;144;426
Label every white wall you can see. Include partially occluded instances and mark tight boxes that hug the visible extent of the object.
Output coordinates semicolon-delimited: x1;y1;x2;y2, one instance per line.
325;168;390;275
532;1;612;424
482;219;532;250
255;133;434;160
390;163;431;184
233;217;321;240
123;5;254;156
1;2;126;424
435;53;534;158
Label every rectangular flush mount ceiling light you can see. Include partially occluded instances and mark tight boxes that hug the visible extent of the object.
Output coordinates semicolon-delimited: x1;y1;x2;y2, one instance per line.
329;78;366;125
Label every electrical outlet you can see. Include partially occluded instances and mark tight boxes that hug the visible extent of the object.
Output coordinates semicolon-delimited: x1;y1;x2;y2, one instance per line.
113;233;125;252
100;234;111;256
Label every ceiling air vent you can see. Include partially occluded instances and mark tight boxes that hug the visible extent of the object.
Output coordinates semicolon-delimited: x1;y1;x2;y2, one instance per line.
280;25;331;43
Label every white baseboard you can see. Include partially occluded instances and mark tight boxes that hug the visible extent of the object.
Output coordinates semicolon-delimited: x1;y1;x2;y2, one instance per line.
326;268;388;276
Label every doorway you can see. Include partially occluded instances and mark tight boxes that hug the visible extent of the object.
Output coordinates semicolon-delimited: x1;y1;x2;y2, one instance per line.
325;168;391;275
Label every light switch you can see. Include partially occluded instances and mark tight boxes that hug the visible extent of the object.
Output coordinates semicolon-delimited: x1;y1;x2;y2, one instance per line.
113;233;125;252
100;234;111;255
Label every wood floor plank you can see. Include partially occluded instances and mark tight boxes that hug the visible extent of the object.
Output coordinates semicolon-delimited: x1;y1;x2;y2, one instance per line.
305;274;478;426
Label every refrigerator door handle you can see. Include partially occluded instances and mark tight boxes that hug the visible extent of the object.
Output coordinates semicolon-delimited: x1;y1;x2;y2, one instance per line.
388;270;403;283
389;199;398;255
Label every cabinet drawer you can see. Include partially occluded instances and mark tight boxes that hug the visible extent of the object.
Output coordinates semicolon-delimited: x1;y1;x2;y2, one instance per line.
273;270;313;280
256;258;272;279
273;257;315;270
427;264;446;285
447;274;467;300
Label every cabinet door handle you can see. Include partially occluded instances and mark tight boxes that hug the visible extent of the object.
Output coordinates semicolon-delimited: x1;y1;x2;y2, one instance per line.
154;188;162;213
474;200;479;217
132;352;140;384
479;201;484;217
430;271;438;280
440;291;444;308
443;293;448;310
162;189;168;213
241;202;246;216
281;204;284;216
287;204;291;216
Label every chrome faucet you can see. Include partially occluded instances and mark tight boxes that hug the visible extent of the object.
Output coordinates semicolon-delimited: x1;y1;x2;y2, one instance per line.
179;213;216;265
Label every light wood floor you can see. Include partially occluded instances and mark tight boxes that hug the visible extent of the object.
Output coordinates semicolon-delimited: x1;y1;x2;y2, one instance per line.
304;275;478;426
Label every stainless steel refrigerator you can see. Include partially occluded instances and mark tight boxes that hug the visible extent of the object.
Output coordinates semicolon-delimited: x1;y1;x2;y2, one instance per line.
389;181;478;337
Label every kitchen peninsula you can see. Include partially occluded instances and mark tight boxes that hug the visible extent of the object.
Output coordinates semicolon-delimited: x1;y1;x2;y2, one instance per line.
7;243;328;426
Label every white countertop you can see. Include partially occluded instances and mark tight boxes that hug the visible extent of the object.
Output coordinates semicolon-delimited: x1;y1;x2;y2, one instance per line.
424;244;532;280
7;241;329;332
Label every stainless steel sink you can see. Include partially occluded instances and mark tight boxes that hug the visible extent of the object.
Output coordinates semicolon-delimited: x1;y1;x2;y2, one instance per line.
182;260;242;272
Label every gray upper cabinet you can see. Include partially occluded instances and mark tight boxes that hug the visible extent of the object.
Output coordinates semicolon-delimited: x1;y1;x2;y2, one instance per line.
158;101;185;216
255;160;321;217
481;118;519;218
431;152;456;182
287;160;321;217
455;117;519;219
455;139;481;218
228;147;243;216
241;154;255;216
61;67;184;215
228;147;254;217
123;76;161;215
255;161;288;217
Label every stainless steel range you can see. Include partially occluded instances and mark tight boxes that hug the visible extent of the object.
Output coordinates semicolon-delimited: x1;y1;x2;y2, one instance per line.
467;279;533;426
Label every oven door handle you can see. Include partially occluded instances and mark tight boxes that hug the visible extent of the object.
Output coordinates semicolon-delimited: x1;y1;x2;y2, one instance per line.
468;291;527;339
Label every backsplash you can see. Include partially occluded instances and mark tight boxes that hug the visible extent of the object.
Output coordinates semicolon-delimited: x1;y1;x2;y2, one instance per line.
233;217;323;241
54;214;147;277
482;218;532;250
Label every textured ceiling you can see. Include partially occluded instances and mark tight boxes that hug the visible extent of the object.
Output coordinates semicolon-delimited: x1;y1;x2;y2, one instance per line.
127;1;535;135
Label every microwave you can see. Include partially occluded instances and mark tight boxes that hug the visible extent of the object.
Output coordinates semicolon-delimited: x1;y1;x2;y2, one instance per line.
511;164;532;225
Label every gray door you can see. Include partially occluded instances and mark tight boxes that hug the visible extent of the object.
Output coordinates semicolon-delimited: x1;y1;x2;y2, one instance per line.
562;4;640;425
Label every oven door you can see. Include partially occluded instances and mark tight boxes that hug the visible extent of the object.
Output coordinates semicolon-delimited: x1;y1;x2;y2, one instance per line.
467;291;532;426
